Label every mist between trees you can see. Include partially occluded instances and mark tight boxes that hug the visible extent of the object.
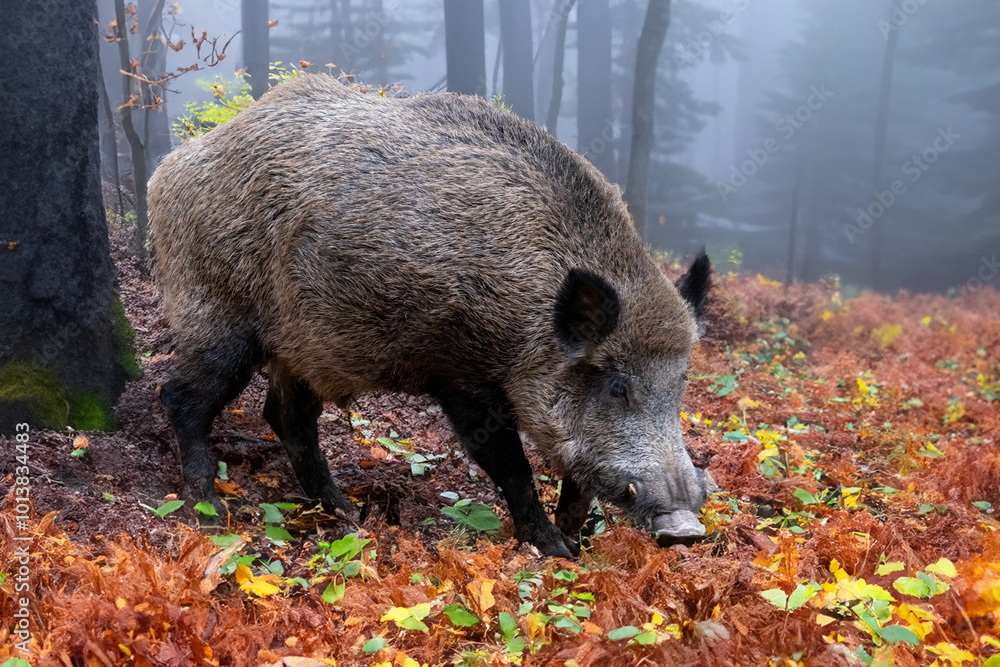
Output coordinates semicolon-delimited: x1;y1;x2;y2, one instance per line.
84;0;998;296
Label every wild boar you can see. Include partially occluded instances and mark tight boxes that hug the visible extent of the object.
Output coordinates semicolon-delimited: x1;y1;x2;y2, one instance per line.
148;74;713;558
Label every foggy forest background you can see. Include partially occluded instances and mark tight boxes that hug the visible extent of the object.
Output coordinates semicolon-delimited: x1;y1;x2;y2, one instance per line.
98;0;1000;295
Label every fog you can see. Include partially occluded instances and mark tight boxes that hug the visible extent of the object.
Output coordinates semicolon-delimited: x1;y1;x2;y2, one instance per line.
100;0;1000;293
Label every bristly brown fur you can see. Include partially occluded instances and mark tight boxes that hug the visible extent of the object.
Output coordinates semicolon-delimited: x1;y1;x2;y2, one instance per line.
148;74;709;555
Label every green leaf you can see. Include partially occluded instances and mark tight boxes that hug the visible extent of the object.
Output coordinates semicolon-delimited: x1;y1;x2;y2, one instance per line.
893;576;931;598
443;604;481;627
794;488;818;506
266;560;284;576
194;501;218;517
875;561;905;576
361;637;387;654
260;503;284;524
607;626;641;641
71;448;86;457
983;655;1000;667
711;374;738;397
1;658;34;667
321;579;345;604
553;569;579;582
273;502;298;511
209;533;244;548
973;500;994;513
787;583;819;610
398;617;430;632
925;557;957;578
635;631;657;645
759;588;789;609
499;611;518;641
505;637;526;654
878;624;919;645
723;430;748;442
143;500;184;518
217;460;229;480
265;525;293;545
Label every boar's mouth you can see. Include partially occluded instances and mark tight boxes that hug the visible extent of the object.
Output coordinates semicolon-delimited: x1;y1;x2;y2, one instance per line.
651;510;706;546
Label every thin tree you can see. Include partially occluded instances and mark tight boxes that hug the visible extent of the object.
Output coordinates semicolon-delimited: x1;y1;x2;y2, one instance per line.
868;0;900;291
444;0;487;96
624;0;672;239
577;0;613;176
498;0;534;120
138;0;171;171
545;0;575;132
114;0;150;258
243;0;271;100
0;0;138;433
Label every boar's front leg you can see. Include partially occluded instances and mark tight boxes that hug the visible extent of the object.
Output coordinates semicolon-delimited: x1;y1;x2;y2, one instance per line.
554;476;594;538
433;385;579;558
263;364;359;521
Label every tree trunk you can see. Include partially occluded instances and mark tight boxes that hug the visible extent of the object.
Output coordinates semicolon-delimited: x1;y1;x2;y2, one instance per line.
624;0;672;239
545;0;574;132
243;0;271;99
0;0;139;434
577;0;613;176
869;0;899;291
138;0;171;173
97;66;126;217
498;0;534;120
114;0;150;259
444;0;487;96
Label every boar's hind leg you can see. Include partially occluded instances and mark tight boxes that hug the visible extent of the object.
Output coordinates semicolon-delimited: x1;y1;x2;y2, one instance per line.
263;365;359;521
160;334;261;513
554;476;594;538
433;387;579;559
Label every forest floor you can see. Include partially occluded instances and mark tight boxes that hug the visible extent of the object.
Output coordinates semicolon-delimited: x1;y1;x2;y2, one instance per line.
2;224;999;667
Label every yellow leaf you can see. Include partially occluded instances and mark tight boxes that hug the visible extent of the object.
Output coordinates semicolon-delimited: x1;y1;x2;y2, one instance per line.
738;397;761;410
118;645;132;658
926;642;977;664
652;613;664;626
926;557;957;579
822;310;834;322
897;604;934;640
234;563;253;585
116;597;127;610
381;606;415;623
241;576;281;597
467;578;496;614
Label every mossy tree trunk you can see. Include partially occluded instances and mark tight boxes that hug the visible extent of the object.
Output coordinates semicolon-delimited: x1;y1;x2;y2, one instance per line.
0;0;139;434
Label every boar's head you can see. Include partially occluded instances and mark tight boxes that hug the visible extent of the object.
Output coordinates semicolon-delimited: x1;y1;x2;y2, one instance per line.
551;251;713;546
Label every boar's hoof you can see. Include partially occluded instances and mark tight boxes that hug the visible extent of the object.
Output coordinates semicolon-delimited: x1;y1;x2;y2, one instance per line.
652;510;706;547
520;521;580;559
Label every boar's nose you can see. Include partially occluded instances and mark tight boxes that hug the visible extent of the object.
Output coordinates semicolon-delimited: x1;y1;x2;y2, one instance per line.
652;510;705;546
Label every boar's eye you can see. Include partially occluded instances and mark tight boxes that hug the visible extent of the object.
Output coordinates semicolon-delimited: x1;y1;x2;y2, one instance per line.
608;375;631;406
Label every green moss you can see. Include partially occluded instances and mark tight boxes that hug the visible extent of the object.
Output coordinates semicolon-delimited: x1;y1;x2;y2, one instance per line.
0;361;70;429
110;297;142;380
68;393;115;431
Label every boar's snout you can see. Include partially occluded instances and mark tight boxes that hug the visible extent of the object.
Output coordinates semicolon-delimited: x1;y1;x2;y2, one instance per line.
651;510;705;546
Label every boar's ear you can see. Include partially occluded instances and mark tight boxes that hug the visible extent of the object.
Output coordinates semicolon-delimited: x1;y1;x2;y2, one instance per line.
676;250;711;323
554;268;621;355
